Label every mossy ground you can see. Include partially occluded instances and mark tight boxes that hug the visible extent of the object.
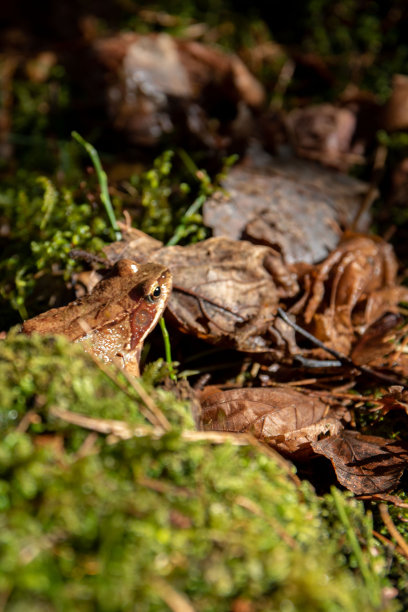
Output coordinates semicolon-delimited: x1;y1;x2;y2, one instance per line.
0;332;400;611
2;2;408;608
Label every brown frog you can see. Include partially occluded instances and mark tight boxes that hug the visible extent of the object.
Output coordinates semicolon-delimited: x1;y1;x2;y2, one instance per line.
22;259;172;376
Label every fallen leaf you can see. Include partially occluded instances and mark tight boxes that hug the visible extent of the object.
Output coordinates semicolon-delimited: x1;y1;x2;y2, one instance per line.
293;233;408;355
351;312;403;367
200;386;346;456
203;157;371;264
311;430;408;495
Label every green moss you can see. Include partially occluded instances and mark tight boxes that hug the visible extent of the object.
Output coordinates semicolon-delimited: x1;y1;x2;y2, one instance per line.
0;332;400;611
0;173;114;322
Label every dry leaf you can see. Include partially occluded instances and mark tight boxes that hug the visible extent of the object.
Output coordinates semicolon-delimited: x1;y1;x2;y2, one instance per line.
200;386;346;456
203;158;370;264
351;312;403;367
312;430;408;495
294;233;408;355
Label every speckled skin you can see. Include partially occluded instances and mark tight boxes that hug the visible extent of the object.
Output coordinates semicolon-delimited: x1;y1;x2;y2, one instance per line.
22;259;172;375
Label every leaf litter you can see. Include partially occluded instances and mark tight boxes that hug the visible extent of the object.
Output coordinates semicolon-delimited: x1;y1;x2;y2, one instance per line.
6;25;408;507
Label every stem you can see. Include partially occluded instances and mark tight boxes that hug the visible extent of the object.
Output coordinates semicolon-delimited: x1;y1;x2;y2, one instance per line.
167;194;206;246
71;131;121;240
159;317;176;381
331;487;380;607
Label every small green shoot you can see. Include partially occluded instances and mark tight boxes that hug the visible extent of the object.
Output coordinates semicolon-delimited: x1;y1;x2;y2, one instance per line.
331;487;381;608
71;131;121;240
166;193;206;246
159;317;177;381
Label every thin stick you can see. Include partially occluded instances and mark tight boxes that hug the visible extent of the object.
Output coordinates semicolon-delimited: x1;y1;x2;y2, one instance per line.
277;308;404;385
153;578;196;612
86;351;170;431
72;131;121;240
117;363;171;431
379;503;408;559
351;144;387;232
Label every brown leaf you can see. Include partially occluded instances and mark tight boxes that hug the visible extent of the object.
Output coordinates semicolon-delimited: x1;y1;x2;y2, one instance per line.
203;157;371;264
294;233;408;355
311;431;408;495
200;387;346;456
376;385;408;416
351;312;403;367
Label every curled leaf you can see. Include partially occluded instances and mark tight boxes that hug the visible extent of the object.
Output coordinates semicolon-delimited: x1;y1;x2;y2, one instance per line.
312;431;408;495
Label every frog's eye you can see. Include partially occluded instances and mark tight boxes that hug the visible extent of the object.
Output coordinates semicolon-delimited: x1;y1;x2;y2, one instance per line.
146;285;161;303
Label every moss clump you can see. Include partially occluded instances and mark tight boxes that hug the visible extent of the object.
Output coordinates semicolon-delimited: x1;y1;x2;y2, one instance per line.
0;332;399;611
0;174;114;325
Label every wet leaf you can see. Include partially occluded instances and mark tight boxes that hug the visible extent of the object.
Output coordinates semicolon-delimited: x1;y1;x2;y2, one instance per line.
312;431;408;495
200;386;347;456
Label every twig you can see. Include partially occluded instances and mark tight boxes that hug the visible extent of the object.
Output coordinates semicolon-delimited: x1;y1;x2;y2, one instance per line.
50;407;161;439
358;493;408;509
71;131;121;240
152;578;196;612
86;351;170;431
114;361;171;431
50;407;260;445
351;144;387;232
277;308;404;385
379;503;408;559
49;407;300;486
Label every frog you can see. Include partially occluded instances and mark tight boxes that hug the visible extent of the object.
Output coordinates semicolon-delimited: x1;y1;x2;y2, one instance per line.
22;259;172;376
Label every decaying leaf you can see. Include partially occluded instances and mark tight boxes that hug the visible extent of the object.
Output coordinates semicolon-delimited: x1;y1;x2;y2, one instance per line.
200;386;347;456
293;233;408;355
312;431;408;495
203;157;371;264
